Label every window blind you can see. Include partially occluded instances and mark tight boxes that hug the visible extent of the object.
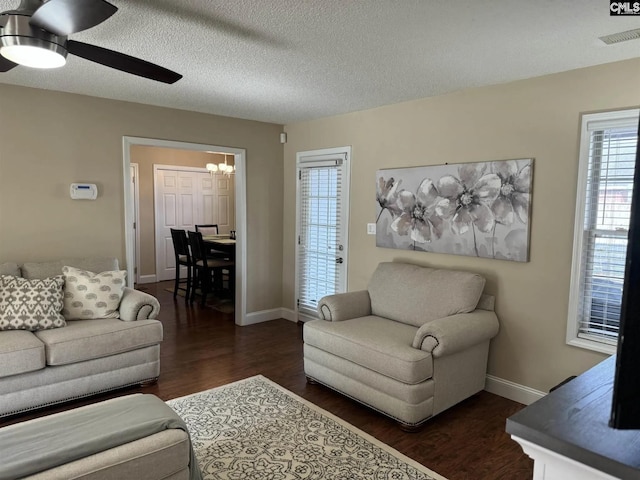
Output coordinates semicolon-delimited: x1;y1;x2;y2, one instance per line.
297;163;343;317
578;120;637;342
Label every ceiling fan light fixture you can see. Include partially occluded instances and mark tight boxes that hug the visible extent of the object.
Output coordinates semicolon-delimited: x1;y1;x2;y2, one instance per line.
0;4;180;82
0;42;66;68
0;13;67;69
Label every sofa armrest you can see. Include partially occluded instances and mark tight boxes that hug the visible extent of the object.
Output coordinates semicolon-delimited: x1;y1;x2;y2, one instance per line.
412;310;499;357
119;288;160;321
317;290;372;321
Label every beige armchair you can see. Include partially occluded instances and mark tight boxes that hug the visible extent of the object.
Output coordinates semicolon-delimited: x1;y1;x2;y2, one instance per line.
303;262;499;430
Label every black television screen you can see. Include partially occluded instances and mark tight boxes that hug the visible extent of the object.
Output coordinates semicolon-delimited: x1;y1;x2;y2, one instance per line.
610;114;640;429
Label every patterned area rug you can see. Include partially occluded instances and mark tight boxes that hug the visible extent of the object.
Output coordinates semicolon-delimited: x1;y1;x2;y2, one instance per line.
167;375;447;480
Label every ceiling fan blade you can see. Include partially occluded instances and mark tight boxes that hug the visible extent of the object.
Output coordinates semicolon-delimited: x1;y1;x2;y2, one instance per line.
0;55;18;72
30;0;117;36
67;40;182;84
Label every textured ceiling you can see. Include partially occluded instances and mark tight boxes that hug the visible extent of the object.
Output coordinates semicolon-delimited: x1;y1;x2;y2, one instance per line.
1;0;639;124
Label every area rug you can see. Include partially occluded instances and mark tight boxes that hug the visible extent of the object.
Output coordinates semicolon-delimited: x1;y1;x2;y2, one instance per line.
167;375;447;480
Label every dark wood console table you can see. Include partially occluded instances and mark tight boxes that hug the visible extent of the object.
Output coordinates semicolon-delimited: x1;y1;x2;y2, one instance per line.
506;355;640;479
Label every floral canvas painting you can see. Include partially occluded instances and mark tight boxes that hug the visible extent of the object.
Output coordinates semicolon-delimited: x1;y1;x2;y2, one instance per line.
376;159;533;262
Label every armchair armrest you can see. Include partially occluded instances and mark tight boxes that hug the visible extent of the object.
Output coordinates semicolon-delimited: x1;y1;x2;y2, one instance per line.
412;310;499;357
119;287;160;321
317;290;371;321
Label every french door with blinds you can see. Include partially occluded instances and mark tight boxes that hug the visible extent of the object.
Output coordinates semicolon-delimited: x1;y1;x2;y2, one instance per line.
296;147;351;321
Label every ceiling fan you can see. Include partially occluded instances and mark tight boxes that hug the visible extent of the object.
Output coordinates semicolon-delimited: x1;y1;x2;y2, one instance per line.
0;0;182;83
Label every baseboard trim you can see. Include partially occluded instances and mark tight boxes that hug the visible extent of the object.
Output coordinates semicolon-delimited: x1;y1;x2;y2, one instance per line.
485;374;546;405
244;308;298;326
280;308;297;322
136;274;157;285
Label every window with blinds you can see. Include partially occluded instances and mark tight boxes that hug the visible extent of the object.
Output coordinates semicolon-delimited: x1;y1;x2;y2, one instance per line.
568;109;639;352
296;153;348;319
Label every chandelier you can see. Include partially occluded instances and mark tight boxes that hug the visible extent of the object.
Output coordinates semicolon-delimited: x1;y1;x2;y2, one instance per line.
206;154;235;177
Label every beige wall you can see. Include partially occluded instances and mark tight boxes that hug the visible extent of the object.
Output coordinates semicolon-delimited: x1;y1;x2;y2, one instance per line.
283;58;640;392
0;85;283;313
130;146;235;277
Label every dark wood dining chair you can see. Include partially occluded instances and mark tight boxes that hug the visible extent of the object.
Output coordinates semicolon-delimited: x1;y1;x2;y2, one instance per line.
170;228;192;302
187;230;235;307
195;224;219;235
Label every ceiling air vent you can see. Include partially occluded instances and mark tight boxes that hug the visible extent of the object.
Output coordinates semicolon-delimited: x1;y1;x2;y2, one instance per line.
599;28;640;45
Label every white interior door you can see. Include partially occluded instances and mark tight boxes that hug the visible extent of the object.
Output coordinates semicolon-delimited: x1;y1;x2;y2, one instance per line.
197;172;234;234
295;147;351;321
155;169;197;282
215;175;235;234
155;167;213;282
200;173;216;229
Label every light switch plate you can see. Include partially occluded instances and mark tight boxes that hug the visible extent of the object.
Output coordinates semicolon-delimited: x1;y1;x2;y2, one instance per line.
367;223;376;235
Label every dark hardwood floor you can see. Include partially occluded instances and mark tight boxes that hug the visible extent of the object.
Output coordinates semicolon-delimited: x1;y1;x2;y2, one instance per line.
1;281;533;479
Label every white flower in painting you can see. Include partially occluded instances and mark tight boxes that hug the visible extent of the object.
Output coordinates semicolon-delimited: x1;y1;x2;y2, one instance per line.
376;176;402;221
491;161;531;225
435;164;501;235
390;179;444;243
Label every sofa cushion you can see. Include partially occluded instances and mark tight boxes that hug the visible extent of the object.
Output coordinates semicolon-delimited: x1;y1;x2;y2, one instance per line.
368;262;485;327
0;263;20;276
304;316;432;384
34;319;163;366
21;258;119;280
62;266;126;320
0;275;66;331
0;331;45;378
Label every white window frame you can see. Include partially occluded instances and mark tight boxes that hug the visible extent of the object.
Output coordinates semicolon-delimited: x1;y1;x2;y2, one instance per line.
567;108;639;354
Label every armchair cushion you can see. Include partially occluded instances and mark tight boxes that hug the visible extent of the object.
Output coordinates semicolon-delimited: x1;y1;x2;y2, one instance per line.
368;262;486;327
62;266;126;320
317;290;371;321
304;316;433;384
412;310;500;357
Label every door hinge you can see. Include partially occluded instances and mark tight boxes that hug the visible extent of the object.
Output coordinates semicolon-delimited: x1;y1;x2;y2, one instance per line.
297;299;300;307
298;170;301;180
133;222;136;230
298;235;301;245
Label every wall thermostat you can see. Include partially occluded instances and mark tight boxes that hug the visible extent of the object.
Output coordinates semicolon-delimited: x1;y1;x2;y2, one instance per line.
70;183;98;200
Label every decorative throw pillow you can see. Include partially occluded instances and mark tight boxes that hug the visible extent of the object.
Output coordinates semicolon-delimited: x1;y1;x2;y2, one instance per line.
0;275;66;331
62;266;126;320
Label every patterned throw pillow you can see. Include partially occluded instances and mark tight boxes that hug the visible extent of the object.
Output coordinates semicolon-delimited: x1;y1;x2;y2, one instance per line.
0;275;66;331
62;266;126;320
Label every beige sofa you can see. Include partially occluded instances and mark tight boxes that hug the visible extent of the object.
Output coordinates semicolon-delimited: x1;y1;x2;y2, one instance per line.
0;258;162;417
0;394;200;480
303;262;499;429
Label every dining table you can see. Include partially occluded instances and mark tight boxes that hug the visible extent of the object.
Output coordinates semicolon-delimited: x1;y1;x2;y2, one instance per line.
202;234;236;259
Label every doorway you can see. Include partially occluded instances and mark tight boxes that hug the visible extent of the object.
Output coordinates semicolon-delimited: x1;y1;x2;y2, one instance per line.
122;137;247;326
